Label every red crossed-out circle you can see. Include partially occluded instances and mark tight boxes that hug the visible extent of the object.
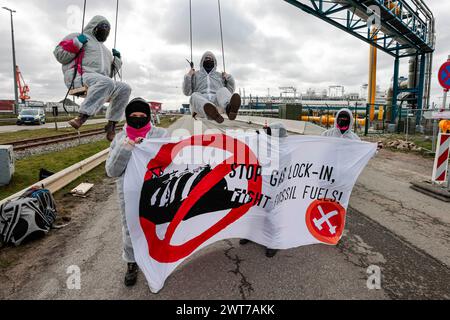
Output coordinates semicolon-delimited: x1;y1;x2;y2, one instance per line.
305;199;346;245
140;134;262;263
438;61;450;90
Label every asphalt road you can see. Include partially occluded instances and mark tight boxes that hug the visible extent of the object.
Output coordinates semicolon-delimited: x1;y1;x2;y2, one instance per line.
1;116;449;300
0;119;108;133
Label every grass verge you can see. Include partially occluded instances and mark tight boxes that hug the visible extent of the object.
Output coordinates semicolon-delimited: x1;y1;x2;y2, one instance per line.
0;140;110;200
0;115;106;126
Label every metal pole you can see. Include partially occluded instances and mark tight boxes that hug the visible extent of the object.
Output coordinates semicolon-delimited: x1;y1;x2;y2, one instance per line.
432;119;438;153
392;52;400;123
443;90;448;111
365;103;369;136
416;53;426;124
3;7;19;114
406;114;409;143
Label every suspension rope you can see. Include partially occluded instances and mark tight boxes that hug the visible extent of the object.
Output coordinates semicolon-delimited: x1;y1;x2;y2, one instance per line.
189;0;194;68
111;0;122;80
81;0;87;33
217;0;226;73
114;0;119;48
62;0;87;115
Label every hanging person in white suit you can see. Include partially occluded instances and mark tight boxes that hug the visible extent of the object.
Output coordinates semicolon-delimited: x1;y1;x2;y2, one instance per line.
54;15;132;142
183;51;241;124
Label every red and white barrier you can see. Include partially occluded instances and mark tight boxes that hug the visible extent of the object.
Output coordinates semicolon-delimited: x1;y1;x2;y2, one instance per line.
432;133;450;184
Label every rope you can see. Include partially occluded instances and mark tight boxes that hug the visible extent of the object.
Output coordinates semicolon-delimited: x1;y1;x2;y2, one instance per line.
111;0;121;80
81;0;87;33
217;0;226;73
189;0;193;68
62;0;88;115
114;0;119;48
79;0;87;87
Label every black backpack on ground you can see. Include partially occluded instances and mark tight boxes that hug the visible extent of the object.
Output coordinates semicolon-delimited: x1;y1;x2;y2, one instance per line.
0;188;57;246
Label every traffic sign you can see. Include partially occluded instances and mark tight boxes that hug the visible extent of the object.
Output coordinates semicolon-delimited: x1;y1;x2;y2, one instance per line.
438;60;450;91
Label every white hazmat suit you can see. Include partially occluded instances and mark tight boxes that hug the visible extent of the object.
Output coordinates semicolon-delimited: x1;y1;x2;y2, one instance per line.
105;128;168;263
183;51;236;119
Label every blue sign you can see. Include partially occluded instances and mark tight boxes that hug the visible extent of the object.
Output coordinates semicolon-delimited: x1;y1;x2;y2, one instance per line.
438;61;450;90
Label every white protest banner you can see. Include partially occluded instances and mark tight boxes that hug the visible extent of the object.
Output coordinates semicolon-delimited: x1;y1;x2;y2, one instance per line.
123;132;376;293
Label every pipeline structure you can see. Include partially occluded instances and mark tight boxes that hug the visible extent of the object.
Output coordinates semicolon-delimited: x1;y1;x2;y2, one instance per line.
285;0;436;126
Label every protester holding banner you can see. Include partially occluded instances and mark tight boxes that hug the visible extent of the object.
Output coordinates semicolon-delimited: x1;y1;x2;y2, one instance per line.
240;122;289;258
322;108;361;141
105;98;168;287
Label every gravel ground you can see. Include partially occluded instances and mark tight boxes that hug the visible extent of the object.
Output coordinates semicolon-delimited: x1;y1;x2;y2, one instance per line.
14;134;107;160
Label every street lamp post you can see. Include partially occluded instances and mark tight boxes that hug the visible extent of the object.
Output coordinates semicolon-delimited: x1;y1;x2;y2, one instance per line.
2;7;19;114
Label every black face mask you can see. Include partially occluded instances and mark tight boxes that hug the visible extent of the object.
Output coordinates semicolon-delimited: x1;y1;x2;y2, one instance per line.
337;115;351;134
127;116;150;129
203;60;215;73
93;24;110;42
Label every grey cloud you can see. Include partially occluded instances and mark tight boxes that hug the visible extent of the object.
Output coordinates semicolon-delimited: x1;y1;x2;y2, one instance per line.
0;0;449;108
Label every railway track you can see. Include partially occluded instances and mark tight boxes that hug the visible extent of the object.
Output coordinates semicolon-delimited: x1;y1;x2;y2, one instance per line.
8;126;124;151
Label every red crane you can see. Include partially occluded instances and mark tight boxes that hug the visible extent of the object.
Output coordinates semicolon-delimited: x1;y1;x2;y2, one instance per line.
16;65;30;102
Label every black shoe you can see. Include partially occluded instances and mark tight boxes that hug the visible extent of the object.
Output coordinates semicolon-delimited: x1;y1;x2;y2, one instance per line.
226;93;242;121
265;248;278;258
105;121;118;142
239;239;251;245
124;263;138;287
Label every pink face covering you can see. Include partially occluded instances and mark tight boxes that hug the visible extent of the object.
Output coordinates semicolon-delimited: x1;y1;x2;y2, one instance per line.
337;124;350;131
126;122;152;141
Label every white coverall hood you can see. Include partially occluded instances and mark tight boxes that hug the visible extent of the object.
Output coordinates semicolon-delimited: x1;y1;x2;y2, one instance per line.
83;15;111;39
200;51;218;73
321;108;360;140
334;108;354;134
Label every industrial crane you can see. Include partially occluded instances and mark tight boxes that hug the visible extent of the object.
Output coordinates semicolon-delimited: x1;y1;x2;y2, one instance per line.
16;65;30;102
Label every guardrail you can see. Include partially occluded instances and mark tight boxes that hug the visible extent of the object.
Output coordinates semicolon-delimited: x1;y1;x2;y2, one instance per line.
0;148;110;207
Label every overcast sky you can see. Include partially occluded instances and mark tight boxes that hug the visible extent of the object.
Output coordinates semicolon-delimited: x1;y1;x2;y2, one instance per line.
0;0;449;110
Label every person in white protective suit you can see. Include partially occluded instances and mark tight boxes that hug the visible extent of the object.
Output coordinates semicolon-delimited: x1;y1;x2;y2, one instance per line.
105;98;168;287
322;108;361;141
54;15;132;142
183;51;242;124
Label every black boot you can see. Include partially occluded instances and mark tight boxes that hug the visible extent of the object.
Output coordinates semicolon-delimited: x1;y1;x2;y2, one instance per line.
68;113;90;130
239;239;251;245
265;248;278;258
105;121;118;142
124;263;139;287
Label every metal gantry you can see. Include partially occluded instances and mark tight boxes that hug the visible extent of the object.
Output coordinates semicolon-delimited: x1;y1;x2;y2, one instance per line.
284;0;435;123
